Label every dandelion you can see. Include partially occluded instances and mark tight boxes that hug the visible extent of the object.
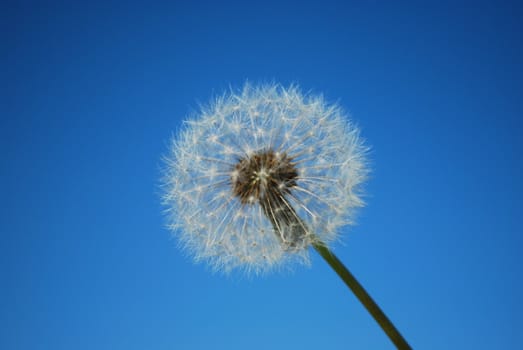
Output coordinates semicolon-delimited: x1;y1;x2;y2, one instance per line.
162;83;366;274
162;83;411;349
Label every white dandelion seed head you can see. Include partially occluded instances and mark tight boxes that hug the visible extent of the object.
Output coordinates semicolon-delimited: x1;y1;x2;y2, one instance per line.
162;83;368;275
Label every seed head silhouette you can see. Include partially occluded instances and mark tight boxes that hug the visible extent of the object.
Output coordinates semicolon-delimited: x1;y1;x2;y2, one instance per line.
162;83;367;274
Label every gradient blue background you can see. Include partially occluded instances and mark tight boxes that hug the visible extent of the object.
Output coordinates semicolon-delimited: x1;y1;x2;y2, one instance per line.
2;1;522;349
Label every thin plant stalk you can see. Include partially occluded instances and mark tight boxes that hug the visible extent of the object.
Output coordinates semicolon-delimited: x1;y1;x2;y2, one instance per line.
312;241;412;350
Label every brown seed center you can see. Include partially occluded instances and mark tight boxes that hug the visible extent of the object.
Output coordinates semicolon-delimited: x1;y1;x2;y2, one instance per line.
231;149;308;249
231;149;298;205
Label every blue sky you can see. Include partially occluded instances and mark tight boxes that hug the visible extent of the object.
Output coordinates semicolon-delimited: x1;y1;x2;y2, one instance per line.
2;1;522;349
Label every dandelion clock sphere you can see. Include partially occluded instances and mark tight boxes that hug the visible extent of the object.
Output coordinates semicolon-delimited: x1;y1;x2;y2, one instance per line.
162;83;367;274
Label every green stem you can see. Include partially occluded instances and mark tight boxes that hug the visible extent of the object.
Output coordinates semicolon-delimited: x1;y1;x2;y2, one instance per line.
313;242;412;350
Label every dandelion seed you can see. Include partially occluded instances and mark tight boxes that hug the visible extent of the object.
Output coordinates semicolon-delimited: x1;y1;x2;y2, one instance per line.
162;83;367;275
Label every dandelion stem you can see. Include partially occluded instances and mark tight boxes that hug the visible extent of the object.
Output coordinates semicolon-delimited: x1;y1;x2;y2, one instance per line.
312;242;412;350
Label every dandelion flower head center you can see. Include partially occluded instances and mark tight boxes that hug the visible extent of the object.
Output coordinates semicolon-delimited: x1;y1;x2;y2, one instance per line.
231;148;306;250
231;149;298;205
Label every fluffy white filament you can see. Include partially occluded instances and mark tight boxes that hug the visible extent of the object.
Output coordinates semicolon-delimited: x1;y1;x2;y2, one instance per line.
162;83;368;275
